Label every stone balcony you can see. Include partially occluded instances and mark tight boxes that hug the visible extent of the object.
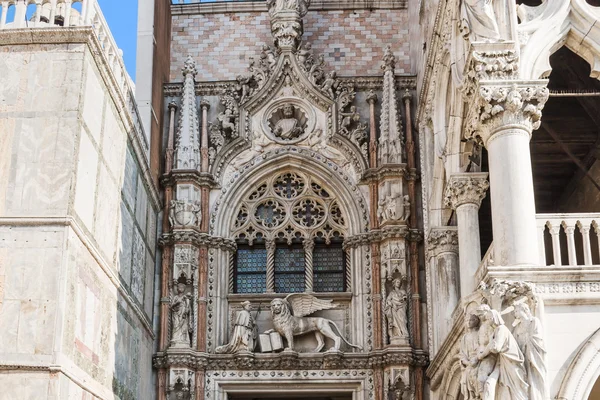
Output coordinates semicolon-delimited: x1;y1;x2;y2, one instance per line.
476;213;600;300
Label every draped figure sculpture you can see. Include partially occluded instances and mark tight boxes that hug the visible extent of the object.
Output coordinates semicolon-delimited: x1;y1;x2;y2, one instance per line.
384;277;409;344
476;304;528;400
460;0;500;41
170;283;193;347
513;302;548;400
459;312;481;399
216;301;257;353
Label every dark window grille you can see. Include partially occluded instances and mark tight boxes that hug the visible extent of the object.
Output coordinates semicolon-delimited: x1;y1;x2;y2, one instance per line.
234;245;267;293
313;243;345;292
274;245;305;293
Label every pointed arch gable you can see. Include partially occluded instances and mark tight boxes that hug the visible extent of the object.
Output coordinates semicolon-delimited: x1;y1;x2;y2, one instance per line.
210;149;369;239
519;0;600;80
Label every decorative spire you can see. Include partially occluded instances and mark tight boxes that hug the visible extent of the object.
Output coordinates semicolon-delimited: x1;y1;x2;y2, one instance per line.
379;45;403;164
174;56;201;170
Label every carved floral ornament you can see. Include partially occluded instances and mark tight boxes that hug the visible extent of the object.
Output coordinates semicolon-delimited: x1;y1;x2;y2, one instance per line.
231;171;346;245
444;173;489;209
427;227;459;257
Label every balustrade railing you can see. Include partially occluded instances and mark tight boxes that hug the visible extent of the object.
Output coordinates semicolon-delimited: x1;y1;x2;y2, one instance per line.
536;213;600;267
0;0;149;157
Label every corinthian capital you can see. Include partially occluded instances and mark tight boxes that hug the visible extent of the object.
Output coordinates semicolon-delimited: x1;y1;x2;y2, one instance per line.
444;173;489;209
462;43;549;147
427;227;459;257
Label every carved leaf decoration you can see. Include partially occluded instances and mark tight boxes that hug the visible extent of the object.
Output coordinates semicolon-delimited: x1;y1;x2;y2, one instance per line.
285;293;337;317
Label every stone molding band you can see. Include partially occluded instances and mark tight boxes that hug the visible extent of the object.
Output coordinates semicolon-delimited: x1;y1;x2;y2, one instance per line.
159;230;237;251
171;0;407;16
153;348;429;371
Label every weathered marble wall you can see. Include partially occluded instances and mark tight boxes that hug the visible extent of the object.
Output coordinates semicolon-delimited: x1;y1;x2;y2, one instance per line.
0;38;158;399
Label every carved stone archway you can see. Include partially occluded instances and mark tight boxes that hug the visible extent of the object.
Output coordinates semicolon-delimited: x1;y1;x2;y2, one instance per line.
556;327;600;400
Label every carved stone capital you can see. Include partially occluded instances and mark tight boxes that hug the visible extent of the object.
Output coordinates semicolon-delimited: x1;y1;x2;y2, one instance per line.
200;99;210;110
366;90;378;105
444;173;489;210
462;43;549;146
427;227;459;257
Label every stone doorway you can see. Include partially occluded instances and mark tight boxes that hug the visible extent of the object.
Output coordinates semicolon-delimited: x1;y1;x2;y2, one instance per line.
228;395;352;400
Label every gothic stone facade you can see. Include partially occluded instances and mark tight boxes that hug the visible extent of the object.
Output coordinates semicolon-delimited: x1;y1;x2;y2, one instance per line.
1;0;600;399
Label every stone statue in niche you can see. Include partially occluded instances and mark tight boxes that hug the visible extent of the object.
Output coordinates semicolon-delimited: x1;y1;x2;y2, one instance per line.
384;277;409;345
170;283;193;348
473;304;528;400
215;301;257;354
271;104;306;140
512;302;547;400
169;200;202;228
266;293;362;352
460;0;500;41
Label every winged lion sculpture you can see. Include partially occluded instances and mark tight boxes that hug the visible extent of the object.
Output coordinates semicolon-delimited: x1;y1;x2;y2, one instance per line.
266;293;362;352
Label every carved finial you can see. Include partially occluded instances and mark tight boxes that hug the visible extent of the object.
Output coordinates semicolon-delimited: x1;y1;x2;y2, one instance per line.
381;44;396;72
182;55;197;77
366;90;378;105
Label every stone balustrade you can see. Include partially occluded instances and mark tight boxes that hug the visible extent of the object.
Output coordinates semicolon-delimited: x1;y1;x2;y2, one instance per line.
0;0;149;157
537;213;600;267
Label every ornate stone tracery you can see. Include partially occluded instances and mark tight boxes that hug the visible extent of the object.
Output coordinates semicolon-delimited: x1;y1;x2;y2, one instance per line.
232;171;347;245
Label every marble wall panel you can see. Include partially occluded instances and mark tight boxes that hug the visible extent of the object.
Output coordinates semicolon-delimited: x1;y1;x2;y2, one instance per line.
94;162;119;265
0;372;54;399
122;146;138;211
81;58;106;145
74;130;99;230
118;201;134;287
131;227;146;304
102;103;127;182
0;226;64;355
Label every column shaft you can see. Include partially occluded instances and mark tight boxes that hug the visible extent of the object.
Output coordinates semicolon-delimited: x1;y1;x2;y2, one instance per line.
456;203;482;296
487;128;539;266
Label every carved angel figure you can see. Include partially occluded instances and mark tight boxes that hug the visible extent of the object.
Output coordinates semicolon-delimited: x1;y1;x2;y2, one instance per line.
170;283;192;348
321;71;338;99
266;293;362;352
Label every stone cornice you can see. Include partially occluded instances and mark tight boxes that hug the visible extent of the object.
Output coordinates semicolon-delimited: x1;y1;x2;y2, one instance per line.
163;76;417;97
161;170;219;189
153;348;428;371
0;27;161;211
159;230;237;251
171;0;407;16
361;164;408;183
343;226;410;248
427;227;459;257
443;172;489;209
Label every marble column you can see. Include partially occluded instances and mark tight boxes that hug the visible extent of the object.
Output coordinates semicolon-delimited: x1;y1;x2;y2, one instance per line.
427;227;459;352
444;173;489;297
464;45;549;267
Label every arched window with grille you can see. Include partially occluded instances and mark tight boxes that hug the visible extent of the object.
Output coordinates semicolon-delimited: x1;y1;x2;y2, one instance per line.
232;172;348;294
